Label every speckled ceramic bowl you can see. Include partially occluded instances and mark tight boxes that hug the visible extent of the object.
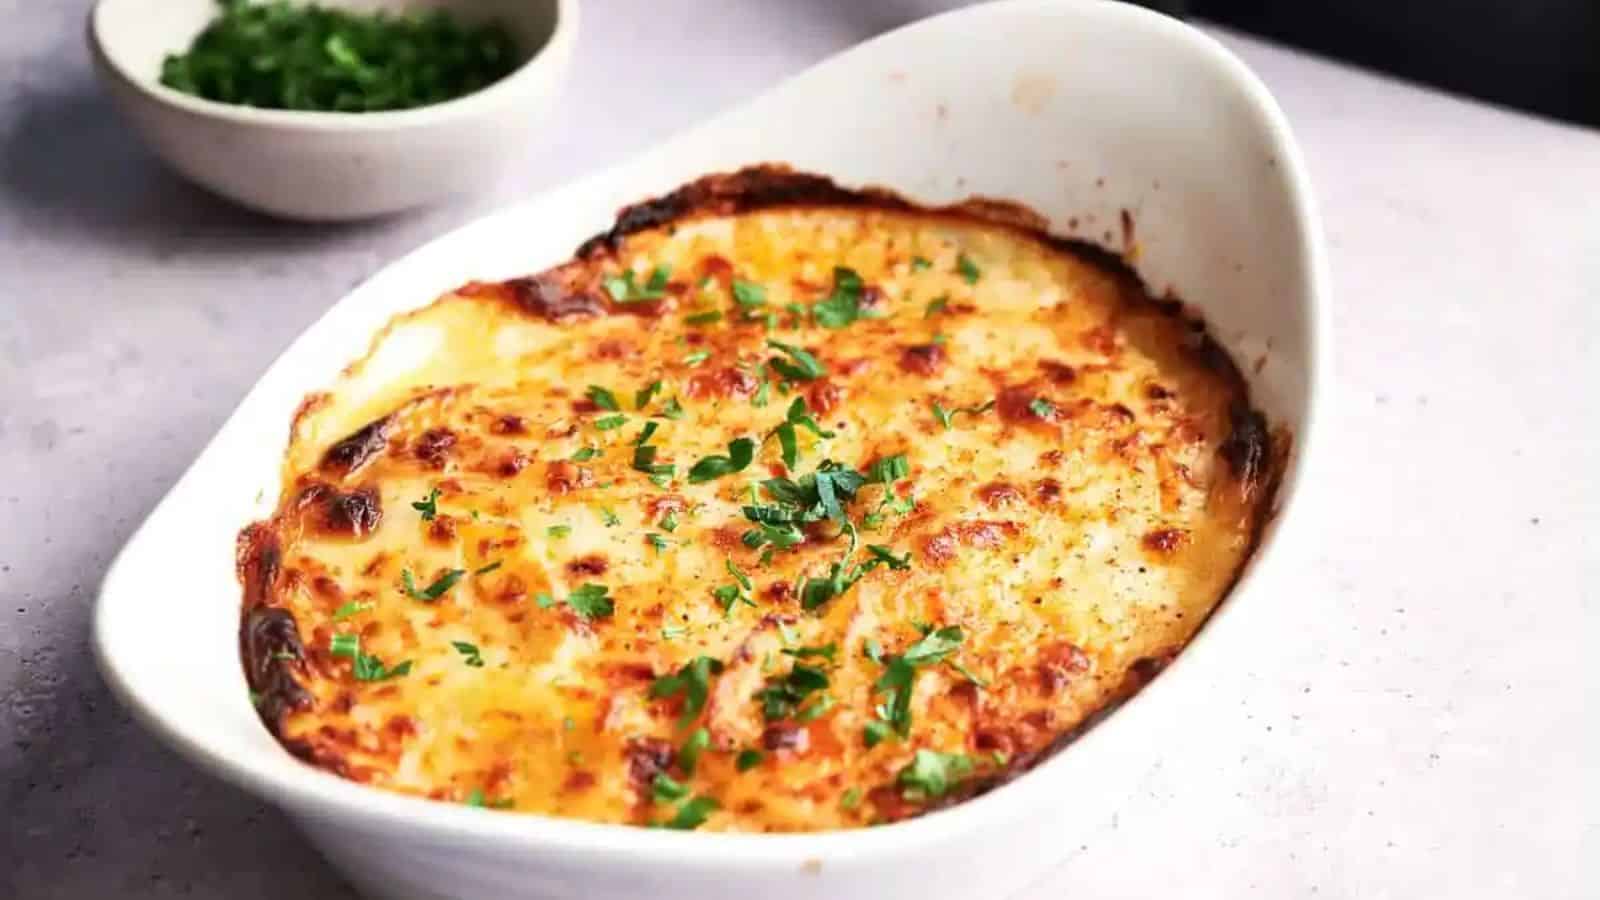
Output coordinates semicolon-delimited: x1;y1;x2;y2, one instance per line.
89;0;576;221
94;2;1329;897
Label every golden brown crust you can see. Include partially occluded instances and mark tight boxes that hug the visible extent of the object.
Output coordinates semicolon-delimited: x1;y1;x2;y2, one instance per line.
239;166;1286;832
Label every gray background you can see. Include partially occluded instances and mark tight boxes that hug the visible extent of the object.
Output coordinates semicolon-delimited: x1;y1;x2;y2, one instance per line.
4;1;1597;897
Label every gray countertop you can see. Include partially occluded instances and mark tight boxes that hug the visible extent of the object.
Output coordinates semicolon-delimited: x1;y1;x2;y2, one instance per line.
4;2;1597;897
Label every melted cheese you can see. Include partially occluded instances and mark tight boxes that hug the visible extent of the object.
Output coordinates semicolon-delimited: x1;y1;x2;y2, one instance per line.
245;203;1272;832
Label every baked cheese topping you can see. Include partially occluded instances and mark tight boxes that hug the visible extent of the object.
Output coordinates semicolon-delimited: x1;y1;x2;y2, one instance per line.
239;169;1280;832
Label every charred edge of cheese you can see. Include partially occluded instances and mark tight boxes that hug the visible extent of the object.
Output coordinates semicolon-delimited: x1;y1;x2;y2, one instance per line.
238;164;1290;829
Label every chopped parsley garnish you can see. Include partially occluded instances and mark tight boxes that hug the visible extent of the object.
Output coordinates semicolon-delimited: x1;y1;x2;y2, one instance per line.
782;642;837;662
651;772;690;803
635;379;664;410
657;795;718;830
464;789;514;809
765;339;826;382
331;600;372;621
473;560;502;576
712;557;757;616
451;640;484;668
646;533;672;553
661;624;688;640
868;625;965;740
795;523;910;612
752;378;772;408
684;310;723;326
865;454;909;484
410;487;441;521
660;509;679;532
812;266;878;329
402;568;465;602
632;443;675;482
910;256;933;271
563;583;614;621
956;254;981;284
682;349;711;367
660;397;686;420
678;727;710;776
633;420;660;447
604;264;671;303
731;279;767;307
598;506;621;527
841;787;863;809
756;662;830;722
735;749;764;772
687;437;756;483
1028;397;1056;418
546;524;572;539
770;397;834;471
586;385;620;411
330;633;410;682
924;296;949;318
897;749;974;801
931;399;995;430
571;445;601;461
594;414;627;431
650;656;724;729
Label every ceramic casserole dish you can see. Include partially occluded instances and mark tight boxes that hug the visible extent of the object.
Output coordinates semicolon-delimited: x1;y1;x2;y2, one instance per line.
94;1;1329;897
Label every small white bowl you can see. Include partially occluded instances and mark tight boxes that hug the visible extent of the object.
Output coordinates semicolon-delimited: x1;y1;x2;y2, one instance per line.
88;0;577;221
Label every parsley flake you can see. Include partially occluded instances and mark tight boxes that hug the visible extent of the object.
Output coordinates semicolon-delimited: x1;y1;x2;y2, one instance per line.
402;568;465;602
765;339;826;382
812;266;877;329
635;379;664;410
451;640;484;668
731;279;767;307
605;264;672;302
650;656;723;730
594;414;627;431
331;601;371;621
755;661;829;721
586;385;620;411
897;749;973;801
678;727;710;776
687;437;756;483
657;795;718;830
330;633;411;682
410;487;441;521
956;254;981;284
571;445;601;461
931;399;995;430
651;772;690;803
563;583;614;621
1028;397;1056;418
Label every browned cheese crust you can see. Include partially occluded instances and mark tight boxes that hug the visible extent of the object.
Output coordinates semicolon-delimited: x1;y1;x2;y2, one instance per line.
238;166;1287;831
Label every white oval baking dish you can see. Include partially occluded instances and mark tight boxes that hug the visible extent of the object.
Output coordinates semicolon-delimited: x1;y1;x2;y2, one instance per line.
93;2;1329;898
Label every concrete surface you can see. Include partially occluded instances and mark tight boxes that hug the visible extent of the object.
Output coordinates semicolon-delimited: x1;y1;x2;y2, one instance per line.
3;1;1596;897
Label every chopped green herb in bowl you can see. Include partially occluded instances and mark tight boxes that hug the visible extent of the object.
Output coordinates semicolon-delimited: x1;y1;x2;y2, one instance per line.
160;0;521;112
